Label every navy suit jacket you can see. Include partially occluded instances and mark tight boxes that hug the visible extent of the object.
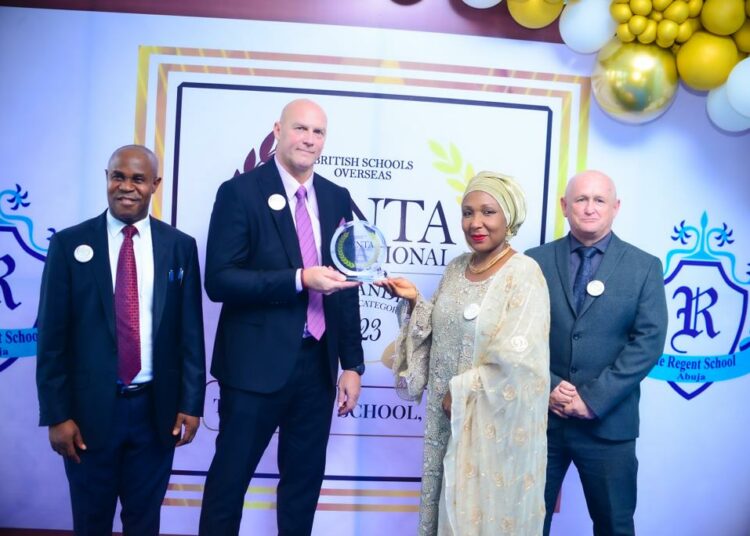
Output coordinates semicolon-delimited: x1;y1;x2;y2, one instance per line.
204;161;363;393
526;233;667;440
36;212;206;449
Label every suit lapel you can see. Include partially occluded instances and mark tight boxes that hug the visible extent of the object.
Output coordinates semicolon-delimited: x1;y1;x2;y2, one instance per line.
90;212;116;341
257;163;303;267
150;217;169;337
314;175;336;266
578;233;627;317
553;237;576;313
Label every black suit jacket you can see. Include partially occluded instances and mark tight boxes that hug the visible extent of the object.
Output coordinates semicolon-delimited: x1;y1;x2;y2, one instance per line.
204;161;363;393
36;212;206;449
526;233;668;440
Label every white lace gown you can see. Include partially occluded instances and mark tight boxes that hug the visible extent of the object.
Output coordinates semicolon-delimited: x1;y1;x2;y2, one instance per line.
393;253;550;536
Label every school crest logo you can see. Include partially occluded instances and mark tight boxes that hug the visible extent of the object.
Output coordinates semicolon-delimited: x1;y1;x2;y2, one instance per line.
0;185;52;373
649;212;750;400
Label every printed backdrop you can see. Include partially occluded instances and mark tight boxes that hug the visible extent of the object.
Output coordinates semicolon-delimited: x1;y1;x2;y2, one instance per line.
0;6;748;535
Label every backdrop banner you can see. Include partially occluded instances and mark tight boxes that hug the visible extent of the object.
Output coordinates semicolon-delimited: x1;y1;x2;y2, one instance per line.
0;6;748;536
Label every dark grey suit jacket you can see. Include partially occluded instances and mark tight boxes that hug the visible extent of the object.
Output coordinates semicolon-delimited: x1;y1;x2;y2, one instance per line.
36;212;206;449
526;233;667;440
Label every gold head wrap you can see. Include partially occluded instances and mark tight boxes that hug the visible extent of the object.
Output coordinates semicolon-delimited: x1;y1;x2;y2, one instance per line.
462;171;527;239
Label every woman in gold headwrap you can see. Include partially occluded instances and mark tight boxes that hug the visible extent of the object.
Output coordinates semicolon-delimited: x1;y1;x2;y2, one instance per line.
377;171;550;535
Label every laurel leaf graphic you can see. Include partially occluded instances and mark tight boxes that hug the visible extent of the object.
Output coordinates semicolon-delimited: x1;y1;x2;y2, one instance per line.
465;163;475;181
434;161;458;174
449;143;462;170
447;179;466;193
428;140;447;160
243;148;257;173
259;131;276;163
430;140;475;204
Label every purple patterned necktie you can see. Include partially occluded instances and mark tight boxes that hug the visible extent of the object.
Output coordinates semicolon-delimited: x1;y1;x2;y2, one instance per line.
115;225;141;384
295;186;325;340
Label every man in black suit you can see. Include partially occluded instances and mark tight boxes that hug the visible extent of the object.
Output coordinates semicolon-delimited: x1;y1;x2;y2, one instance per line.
526;170;668;536
36;144;206;535
199;98;364;535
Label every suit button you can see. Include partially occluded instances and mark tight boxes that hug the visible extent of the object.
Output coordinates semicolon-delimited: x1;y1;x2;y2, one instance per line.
572;332;581;340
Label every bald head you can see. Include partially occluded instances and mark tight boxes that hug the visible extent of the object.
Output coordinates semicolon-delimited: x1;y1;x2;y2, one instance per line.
106;144;162;224
279;99;327;125
108;145;159;177
561;170;620;246
273;99;328;182
565;170;617;200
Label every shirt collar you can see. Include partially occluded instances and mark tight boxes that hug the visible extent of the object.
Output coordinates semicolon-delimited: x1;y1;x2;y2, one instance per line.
106;210;151;239
568;231;612;254
274;155;314;199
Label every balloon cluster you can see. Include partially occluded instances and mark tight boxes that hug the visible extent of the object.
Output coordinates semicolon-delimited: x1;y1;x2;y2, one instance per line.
460;0;750;132
609;0;703;50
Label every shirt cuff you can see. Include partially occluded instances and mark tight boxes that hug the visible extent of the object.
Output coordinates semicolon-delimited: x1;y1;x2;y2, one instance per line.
295;268;303;293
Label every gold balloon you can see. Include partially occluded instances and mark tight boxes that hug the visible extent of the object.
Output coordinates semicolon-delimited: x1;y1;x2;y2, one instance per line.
688;0;704;16
658;18;681;39
631;0;654;16
630;14;650;33
612;3;634;22
734;18;750;51
701;0;746;35
618;22;638;40
592;39;679;123
677;31;739;89
507;0;564;28
638;18;659;41
664;0;690;22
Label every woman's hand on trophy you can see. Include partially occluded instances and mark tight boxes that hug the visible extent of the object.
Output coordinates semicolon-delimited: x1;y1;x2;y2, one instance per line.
375;277;418;306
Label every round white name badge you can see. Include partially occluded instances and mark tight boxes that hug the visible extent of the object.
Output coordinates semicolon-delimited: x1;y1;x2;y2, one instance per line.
464;303;481;320
268;194;287;211
74;244;94;263
587;280;605;297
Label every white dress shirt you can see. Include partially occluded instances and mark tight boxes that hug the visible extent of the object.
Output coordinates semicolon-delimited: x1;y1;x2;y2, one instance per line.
106;210;155;384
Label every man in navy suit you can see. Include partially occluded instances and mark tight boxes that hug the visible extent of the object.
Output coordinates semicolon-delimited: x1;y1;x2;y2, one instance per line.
526;170;668;536
199;99;364;535
36;145;206;535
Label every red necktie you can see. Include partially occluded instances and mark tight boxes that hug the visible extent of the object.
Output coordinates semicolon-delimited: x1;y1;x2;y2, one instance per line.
295;186;325;340
115;225;141;384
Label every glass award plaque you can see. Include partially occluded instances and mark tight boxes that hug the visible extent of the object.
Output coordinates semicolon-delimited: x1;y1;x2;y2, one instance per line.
330;220;388;281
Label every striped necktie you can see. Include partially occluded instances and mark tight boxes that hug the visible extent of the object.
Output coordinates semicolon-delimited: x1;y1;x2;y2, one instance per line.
294;186;325;339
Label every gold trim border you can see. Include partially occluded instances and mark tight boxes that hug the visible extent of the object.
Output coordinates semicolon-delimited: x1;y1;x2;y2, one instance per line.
163;483;421;512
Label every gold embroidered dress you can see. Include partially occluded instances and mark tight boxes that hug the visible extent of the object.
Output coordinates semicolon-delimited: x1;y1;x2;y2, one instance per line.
394;253;550;536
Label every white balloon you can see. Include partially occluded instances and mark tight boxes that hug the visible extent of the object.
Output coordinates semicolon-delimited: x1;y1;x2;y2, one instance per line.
559;0;617;54
462;0;502;8
707;84;750;133
725;57;750;119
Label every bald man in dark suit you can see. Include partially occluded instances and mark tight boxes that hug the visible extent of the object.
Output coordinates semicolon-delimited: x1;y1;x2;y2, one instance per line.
526;170;667;536
199;99;364;536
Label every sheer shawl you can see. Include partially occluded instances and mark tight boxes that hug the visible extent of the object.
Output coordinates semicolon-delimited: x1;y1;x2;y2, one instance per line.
393;254;550;535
